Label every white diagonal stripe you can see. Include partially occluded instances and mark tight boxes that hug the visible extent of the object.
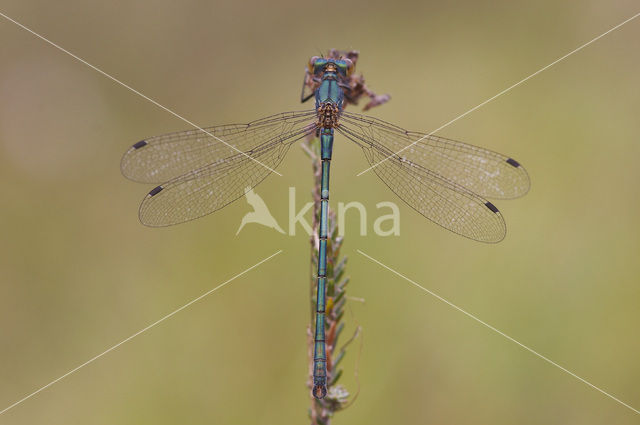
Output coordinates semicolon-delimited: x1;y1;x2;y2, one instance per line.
0;11;283;177
357;249;640;415
357;11;640;176
0;250;282;416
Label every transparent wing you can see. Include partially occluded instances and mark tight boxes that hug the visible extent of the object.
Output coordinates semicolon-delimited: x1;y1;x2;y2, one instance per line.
121;110;317;183
337;124;507;242
340;111;530;199
138;121;316;227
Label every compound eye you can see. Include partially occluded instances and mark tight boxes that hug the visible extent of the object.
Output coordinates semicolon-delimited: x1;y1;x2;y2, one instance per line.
307;56;320;73
334;59;354;77
344;58;354;76
311;58;330;75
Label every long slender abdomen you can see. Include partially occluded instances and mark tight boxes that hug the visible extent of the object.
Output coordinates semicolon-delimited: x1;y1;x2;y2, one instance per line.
312;127;334;399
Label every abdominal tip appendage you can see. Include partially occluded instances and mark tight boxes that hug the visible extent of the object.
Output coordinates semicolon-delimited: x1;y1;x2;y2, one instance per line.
313;384;327;399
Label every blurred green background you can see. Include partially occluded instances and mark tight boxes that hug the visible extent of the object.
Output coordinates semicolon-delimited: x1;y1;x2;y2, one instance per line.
1;1;639;424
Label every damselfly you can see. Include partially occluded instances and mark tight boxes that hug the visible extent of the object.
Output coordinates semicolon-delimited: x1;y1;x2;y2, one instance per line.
121;50;529;399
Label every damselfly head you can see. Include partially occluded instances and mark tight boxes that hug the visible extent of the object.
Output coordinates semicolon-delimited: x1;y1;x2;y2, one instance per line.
308;57;354;77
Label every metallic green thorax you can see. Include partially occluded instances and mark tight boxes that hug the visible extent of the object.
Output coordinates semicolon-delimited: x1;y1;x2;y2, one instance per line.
315;72;344;108
312;61;345;400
